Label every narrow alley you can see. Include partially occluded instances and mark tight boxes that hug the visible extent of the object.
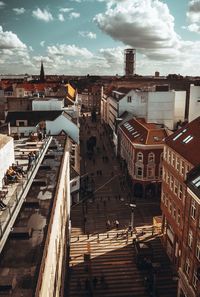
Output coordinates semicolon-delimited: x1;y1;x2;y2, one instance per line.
68;114;177;297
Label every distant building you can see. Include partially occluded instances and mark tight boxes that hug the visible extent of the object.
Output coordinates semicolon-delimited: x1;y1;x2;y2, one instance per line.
78;84;101;113
124;48;136;77
188;84;200;123
101;86;186;154
118;117;166;199
40;61;45;83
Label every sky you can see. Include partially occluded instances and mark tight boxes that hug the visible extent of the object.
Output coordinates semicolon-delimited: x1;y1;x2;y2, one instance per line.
0;0;200;76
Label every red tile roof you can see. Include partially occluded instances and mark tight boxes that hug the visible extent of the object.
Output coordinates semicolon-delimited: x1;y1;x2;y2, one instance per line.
120;118;167;145
165;116;200;166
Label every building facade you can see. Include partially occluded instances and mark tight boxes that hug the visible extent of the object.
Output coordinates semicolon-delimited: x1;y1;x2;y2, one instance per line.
178;166;200;297
161;117;200;274
118;118;166;199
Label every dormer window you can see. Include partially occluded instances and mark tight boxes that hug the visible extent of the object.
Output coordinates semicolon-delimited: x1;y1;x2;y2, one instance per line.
127;96;132;103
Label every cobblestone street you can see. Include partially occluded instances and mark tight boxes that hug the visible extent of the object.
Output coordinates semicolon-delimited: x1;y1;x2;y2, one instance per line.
68;115;178;297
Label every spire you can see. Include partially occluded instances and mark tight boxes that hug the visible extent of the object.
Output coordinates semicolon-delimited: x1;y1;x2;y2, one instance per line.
40;60;45;82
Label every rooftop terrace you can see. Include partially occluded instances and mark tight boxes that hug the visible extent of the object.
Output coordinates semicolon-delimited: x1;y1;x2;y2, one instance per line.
0;135;67;296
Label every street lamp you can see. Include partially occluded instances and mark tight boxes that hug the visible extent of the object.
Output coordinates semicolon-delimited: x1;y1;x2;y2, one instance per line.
129;203;136;230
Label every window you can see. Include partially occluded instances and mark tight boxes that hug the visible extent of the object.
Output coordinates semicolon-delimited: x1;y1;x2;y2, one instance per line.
164;147;167;160
193;269;198;289
148;152;155;163
167;150;171;164
185;164;190;179
178;184;183;200
188;230;193;248
137;152;143;162
176;157;180;172
185;258;190;276
147;165;155;179
174;179;178;195
165;195;168;208
136;166;143;178
171;153;175;167
173;204;176;219
127;96;132;103
196;241;200;260
168;201;172;214
181;160;185;176
166;171;170;185
191;200;196;220
170;175;174;191
177;209;181;226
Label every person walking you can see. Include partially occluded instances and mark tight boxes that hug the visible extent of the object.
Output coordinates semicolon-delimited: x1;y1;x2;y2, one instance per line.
106;219;111;230
115;220;119;229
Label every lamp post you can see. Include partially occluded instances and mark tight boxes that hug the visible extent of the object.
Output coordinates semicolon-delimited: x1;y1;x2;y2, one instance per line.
130;203;136;230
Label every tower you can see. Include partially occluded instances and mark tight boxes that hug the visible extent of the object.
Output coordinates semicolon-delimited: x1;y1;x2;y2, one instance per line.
40;61;45;82
124;49;136;77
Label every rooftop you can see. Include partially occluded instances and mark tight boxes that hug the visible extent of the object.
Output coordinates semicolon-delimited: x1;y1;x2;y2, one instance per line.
186;164;200;200
0;135;68;296
165;116;200;166
120;117;167;145
6;110;63;126
0;134;13;150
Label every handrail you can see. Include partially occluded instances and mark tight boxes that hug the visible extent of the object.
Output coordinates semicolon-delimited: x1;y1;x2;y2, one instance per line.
0;136;52;254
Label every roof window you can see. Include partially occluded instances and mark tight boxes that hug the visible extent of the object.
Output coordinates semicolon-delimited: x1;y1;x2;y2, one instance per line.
183;135;193;144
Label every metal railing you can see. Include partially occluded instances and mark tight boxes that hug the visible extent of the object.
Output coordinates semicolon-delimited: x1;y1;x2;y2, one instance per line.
0;136;52;254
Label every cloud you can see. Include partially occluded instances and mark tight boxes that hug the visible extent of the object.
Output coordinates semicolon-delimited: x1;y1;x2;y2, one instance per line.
13;8;25;15
32;8;53;22
59;7;74;13
69;12;80;19
0;1;5;8
40;40;45;47
70;0;82;2
79;31;96;39
0;28;34;73
47;44;93;58
187;23;200;33
185;0;200;33
94;0;181;60
0;26;27;49
187;0;200;23
58;14;65;22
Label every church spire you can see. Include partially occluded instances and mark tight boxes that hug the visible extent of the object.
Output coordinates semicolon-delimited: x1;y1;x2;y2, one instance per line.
40;60;45;82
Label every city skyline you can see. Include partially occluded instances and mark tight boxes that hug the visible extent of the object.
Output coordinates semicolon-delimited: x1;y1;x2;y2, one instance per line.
0;0;200;76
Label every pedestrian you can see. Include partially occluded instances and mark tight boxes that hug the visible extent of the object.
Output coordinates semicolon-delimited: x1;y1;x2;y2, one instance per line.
103;200;106;207
115;220;119;229
106;219;111;230
93;276;98;288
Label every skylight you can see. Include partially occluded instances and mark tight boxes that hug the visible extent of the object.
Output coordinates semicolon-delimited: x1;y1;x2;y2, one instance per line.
183;135;193;144
173;128;187;141
192;176;200;185
173;132;183;141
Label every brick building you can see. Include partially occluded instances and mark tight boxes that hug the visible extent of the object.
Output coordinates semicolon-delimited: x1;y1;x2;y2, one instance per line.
118;117;167;199
161;117;200;275
178;165;200;297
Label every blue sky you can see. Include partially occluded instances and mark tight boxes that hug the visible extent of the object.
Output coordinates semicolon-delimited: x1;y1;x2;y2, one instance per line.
0;0;200;76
